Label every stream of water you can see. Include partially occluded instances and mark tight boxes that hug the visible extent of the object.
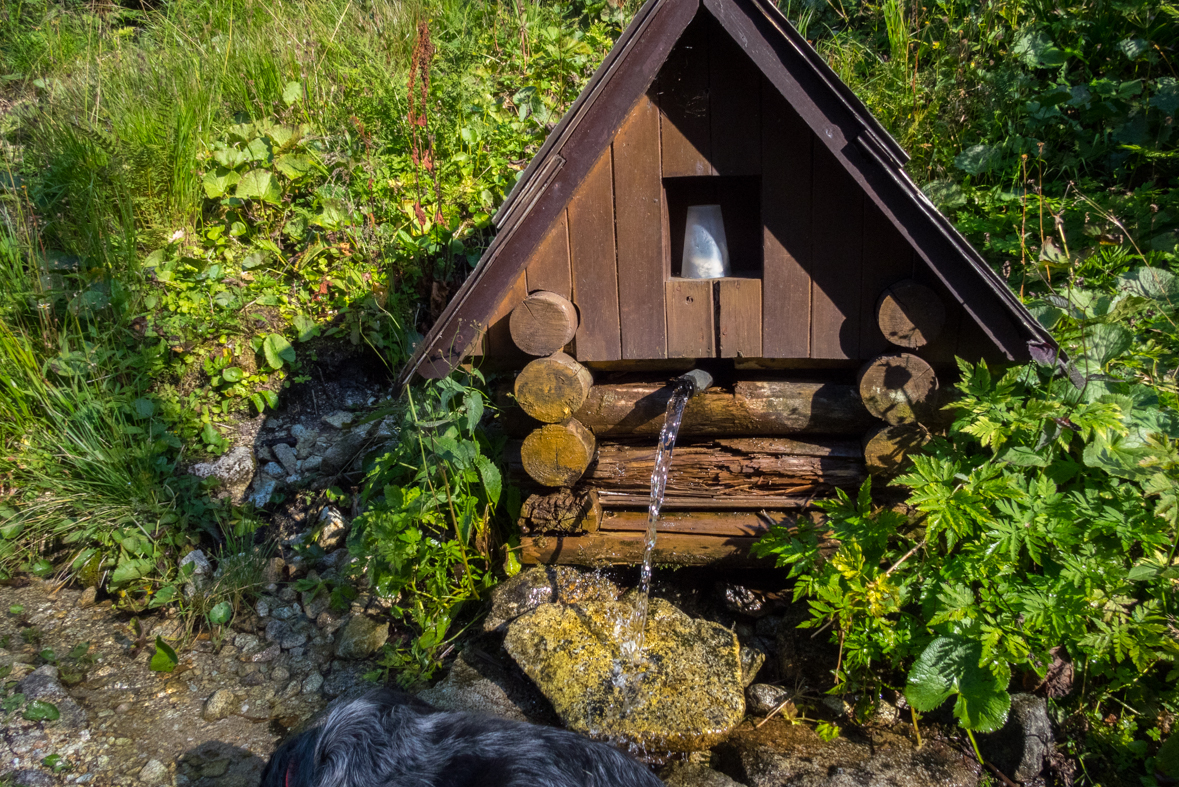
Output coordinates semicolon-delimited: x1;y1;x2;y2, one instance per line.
617;377;697;668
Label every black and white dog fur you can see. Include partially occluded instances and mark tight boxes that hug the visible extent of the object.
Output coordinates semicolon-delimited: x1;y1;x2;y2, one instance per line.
261;688;664;787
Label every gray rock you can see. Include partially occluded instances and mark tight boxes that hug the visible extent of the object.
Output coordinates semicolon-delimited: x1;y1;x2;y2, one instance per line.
202;688;237;722
279;586;298;602
233;633;261;653
740;642;767;687
264;558;286;584
255;598;270;617
302;672;324;694
15;664;88;728
188;446;257;504
661;762;747;787
282;630;309;650
322;410;355;429
303;592;330;621
716;725;979;787
418;651;554;724
256;444;275;462
318;421;379;475
262;462;285;479
8;770;56;787
302;455;323;474
980;694;1053;783
273;443;299;475
316;610;349;635
746;683;792;715
483;565;620;632
179;549;211;577
139;759;168;784
265;619;290;642
272;604;301;621
504;599;744;752
251;644;281;663
247;476;280;508
316;506;349;551
272;666;291;683
323;661;374;701
335;615;389;660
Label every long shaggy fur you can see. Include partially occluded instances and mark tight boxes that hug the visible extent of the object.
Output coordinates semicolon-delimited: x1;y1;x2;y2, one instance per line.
260;688;664;787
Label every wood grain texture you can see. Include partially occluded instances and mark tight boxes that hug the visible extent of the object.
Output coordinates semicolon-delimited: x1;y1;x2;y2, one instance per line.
708;15;761;176
569;150;622;361
613;94;668;360
810;142;864;359
599;509;824;536
485;272;529;358
573;379;875;437
718;277;762;358
863;422;931;478
525;212;572;299
656;13;712;177
514;352;594;423
519;530;772;567
858;353;939;425
519;489;601;534
859;202;916;358
876;279;946;349
761;79;812;358
520;419;597;487
509;291;579;356
665;278;715;358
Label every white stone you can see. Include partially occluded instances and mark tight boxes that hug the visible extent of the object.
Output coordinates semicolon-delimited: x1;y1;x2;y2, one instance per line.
178;550;211;576
322;411;354;429
273;443;299;474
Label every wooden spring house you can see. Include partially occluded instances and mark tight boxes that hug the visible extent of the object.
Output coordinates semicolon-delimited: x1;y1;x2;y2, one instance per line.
396;0;1057;566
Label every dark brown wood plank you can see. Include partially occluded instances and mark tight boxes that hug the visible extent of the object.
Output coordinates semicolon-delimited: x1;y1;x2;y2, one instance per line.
569;150;622;362
656;13;712;177
761;79;811;358
525;212;572;299
599;509;823;536
613;95;668;360
485;272;529;357
810;141;863;359
519;530;772;567
911;266;963;365
709;15;761;176
859;201;915;358
665;278;715;358
596;494;815;509
718;277;762;358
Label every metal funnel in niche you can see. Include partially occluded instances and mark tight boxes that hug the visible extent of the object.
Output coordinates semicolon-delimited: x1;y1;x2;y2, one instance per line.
681;205;730;279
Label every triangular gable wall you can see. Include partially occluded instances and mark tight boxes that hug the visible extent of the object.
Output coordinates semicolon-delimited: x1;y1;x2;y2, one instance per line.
397;0;1055;385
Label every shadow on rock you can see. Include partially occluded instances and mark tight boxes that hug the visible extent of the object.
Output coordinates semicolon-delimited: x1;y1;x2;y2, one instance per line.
175;741;267;787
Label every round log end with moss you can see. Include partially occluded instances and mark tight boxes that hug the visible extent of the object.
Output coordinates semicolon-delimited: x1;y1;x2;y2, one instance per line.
513;352;594;423
858;353;940;426
520;419;597;487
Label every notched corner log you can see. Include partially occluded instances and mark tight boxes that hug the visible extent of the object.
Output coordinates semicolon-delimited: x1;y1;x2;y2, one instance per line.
858;353;940;426
514;352;594;423
509;291;579;356
520;418;597;487
519;489;602;534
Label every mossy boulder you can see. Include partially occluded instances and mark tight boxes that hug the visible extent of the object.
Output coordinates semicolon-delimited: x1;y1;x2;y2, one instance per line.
503;598;744;752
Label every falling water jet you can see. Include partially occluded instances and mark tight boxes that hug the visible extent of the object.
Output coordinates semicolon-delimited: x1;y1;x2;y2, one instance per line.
617;369;713;675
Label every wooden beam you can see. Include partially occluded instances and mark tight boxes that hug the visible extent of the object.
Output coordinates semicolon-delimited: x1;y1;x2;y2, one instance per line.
519;530;772;567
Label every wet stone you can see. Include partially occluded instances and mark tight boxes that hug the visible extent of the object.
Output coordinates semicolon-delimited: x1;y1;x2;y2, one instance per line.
746;684;792;716
483;565;620;632
661;761;748;787
504;598;745;752
282;630;309;650
418;651;554;724
740;642;767;687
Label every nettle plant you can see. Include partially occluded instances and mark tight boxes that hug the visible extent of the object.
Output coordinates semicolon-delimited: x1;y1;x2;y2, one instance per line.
754;265;1179;756
349;372;505;685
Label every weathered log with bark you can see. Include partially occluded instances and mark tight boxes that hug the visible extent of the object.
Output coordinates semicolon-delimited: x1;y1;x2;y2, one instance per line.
567;379;875;437
514;352;594;423
509;291;578;356
858;353;939;425
509;437;866;507
519;489;602;533
519;419;596;487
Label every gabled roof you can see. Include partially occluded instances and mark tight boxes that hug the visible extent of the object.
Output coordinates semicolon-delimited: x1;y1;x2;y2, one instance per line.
396;0;1057;386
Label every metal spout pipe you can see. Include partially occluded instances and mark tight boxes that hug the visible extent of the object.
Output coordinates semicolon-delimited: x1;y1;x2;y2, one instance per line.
673;369;713;397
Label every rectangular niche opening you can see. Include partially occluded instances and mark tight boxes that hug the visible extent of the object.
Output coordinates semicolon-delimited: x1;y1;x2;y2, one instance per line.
665;175;762;279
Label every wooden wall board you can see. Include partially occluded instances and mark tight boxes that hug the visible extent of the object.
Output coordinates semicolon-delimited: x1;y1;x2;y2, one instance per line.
525;212;572;299
519;530;773;567
718;277;762;358
665;278;715;357
613;95;669;360
484;272;529;358
569;150;623;361
810;141;864;359
859;201;915;358
656;13;712;177
761;79;812;358
708;15;761;176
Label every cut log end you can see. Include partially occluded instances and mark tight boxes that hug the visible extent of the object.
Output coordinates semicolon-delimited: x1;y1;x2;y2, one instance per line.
858;353;940;426
863;423;931;478
519;489;602;534
514;352;593;423
509;291;579;356
876;280;946;348
520;419;596;487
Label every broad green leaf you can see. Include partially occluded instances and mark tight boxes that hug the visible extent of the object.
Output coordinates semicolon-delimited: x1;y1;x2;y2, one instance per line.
473;454;502;505
464;392;484;434
268;124;297;148
274;153;315;179
282;80;304;105
996;446;1048;467
1013;29;1067;68
1116;267;1178;304
202;168;240;198
2;693;25;713
148;585;178;608
211;146;249;168
9;604;24;614
261;390;280;409
954;144;1000;176
110;558;153;586
149;636;178;672
905;635;1011;732
1084;323;1133;366
208;601;233;626
246;137;271;162
234;169;281;204
221;367;244;383
133;397;155;419
293;313;319;342
23;700;60;722
921;179;966;211
263;334;296;369
250;393;266;414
